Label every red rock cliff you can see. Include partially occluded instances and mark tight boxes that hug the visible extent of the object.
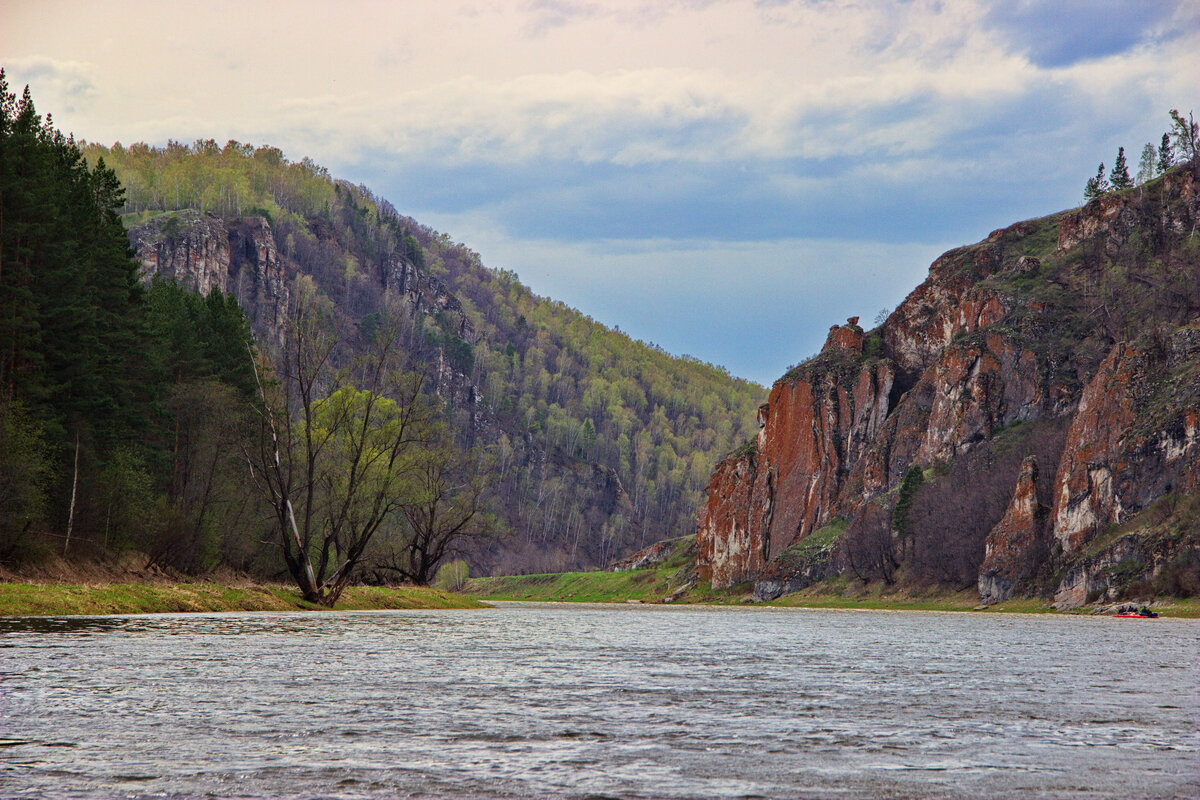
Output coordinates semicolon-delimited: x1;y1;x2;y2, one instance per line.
696;165;1200;604
978;455;1042;605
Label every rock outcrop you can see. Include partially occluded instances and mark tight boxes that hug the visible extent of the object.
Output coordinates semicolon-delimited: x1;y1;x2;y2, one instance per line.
130;209;475;393
978;455;1042;605
695;162;1200;606
697;319;894;590
132;211;291;344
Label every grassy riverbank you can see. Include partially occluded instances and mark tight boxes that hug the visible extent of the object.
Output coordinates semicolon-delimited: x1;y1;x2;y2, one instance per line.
0;582;488;616
465;569;744;605
464;569;1200;617
464;570;983;610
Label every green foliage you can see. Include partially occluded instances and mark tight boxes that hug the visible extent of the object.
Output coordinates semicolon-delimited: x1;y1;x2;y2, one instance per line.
1137;142;1158;185
0;582;486;616
1084;162;1108;200
87;135;766;572
1157;132;1174;174
775;518;848;572
0;75;264;570
892;465;924;538
780;345;868;388
729;435;758;462
434;558;470;592
0;70;145;451
1110;147;1133;191
94;447;157;552
0;402;52;563
862;333;884;359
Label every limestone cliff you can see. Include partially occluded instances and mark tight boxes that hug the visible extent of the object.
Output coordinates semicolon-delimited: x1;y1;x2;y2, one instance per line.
132;211;291;343
130;209;477;405
697;163;1200;606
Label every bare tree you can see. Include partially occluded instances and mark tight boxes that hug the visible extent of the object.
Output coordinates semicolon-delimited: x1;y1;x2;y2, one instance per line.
246;280;436;606
375;444;498;586
1169;109;1198;171
838;503;898;585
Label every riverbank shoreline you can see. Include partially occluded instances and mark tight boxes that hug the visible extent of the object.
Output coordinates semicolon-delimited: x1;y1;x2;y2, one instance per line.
0;582;488;616
464;570;1200;618
3;573;1195;618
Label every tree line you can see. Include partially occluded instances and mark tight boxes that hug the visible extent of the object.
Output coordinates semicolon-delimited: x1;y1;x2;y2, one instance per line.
1084;109;1198;200
0;73;496;602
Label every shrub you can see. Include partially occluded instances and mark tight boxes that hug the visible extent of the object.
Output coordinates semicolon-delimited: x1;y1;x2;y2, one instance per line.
435;559;470;592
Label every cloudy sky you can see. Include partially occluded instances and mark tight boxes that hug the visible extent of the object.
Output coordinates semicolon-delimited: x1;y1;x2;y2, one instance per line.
3;1;1197;385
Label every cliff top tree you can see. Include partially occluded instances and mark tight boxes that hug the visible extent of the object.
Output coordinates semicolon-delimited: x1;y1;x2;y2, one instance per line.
1110;147;1133;191
1137;142;1157;185
1169;108;1198;170
1157;132;1174;174
1084;162;1108;201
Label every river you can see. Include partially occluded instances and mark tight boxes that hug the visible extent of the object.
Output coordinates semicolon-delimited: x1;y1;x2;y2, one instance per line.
1;603;1197;799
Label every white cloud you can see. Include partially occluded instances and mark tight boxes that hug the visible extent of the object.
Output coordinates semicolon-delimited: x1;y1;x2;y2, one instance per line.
3;56;97;115
3;0;1195;379
4;0;1193;172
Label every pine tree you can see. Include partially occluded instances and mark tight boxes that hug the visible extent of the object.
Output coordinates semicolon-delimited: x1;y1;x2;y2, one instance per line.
1110;147;1132;190
1157;132;1174;173
1084;162;1108;200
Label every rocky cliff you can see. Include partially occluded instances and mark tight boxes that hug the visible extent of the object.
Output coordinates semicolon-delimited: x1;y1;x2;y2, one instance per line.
130;209;478;405
132;211;292;344
698;164;1200;607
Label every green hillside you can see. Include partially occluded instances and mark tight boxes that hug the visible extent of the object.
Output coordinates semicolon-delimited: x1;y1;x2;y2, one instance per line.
82;137;765;574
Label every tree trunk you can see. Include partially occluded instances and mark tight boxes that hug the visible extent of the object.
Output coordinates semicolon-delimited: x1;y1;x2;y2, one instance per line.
63;431;79;555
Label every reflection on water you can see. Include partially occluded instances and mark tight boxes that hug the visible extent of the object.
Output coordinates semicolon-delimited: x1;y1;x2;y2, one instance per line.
0;603;1197;799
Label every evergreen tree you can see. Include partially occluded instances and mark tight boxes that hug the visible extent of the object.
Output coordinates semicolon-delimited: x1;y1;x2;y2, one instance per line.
892;464;925;560
0;73;264;567
1110;147;1132;191
1157;132;1174;173
0;71;146;449
1084;162;1108;201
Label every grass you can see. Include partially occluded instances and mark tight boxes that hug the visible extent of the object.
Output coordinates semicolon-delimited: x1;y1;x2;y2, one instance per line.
0;582;488;616
466;567;1053;613
1152;599;1200;618
464;565;753;605
764;576;982;611
466;562;1200;615
461;566;1200;616
467;569;690;603
775;519;846;566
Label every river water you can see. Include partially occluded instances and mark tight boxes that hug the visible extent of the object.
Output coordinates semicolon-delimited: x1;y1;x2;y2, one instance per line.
1;603;1197;799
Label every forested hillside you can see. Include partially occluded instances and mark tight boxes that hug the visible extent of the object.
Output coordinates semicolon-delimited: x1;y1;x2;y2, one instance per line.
80;137;764;574
0;75;262;573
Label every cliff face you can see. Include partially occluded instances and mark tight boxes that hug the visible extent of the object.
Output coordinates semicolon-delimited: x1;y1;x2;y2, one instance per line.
978;455;1042;604
697;164;1200;605
132;212;293;345
131;210;475;398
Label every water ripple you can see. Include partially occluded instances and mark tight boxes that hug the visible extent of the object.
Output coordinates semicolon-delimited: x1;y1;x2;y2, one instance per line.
0;605;1197;799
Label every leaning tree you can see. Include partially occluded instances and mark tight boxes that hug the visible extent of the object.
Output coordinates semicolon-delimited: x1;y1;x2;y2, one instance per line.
246;279;436;606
